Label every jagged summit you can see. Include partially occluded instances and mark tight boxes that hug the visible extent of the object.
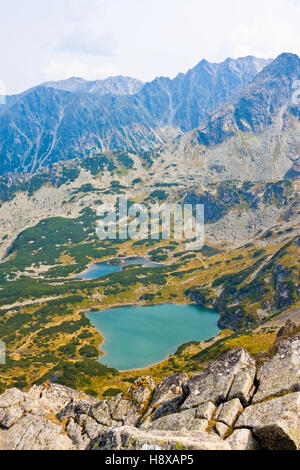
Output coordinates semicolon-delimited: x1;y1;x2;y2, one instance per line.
194;52;300;146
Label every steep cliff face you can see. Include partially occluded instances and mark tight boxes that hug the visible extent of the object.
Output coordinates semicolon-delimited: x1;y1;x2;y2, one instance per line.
0;327;299;450
186;237;300;331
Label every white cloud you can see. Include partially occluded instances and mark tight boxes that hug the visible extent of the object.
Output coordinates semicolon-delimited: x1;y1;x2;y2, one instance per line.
44;60;120;81
2;0;300;93
55;30;117;56
226;8;300;59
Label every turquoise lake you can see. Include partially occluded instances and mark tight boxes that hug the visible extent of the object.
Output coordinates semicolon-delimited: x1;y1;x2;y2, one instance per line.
77;257;163;280
87;304;220;370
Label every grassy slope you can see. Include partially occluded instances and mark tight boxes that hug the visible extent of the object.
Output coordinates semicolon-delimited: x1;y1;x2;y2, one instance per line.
0;172;299;397
0;218;299;396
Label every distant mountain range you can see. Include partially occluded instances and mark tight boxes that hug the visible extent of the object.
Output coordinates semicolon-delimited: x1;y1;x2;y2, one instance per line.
42;76;145;96
0;56;269;175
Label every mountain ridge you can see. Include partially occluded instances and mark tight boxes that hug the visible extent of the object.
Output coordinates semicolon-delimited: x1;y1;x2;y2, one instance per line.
42;75;145;96
194;52;300;146
155;52;300;184
0;56;270;175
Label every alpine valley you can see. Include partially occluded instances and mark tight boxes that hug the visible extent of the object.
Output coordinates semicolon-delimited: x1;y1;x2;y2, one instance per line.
0;53;299;451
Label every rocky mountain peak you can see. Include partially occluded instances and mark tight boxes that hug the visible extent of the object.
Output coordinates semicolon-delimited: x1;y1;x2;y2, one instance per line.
191;52;300;151
265;51;300;71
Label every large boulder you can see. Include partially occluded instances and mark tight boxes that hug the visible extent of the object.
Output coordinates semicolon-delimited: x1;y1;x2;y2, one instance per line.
215;422;230;439
58;398;95;422
78;414;107;441
0;388;27;409
109;376;156;426
236;392;300;450
0;389;27;429
89;399;121;428
143;408;208;433
196;402;217;420
149;395;185;422
253;334;300;403
180;348;256;410
226;429;260;450
217;399;243;427
28;383;96;415
93;425;231;450
66;418;91;450
0;414;74;450
0;387;47;425
141;373;187;423
0;406;24;429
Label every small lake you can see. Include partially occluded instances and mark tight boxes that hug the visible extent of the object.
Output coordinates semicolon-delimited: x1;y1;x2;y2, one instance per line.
76;257;163;280
87;304;220;370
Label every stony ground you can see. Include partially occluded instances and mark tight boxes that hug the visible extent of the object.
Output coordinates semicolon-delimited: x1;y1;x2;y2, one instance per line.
0;321;299;451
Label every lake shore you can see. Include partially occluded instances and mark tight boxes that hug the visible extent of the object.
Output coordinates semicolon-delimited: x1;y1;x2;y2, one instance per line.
74;255;166;280
87;304;220;371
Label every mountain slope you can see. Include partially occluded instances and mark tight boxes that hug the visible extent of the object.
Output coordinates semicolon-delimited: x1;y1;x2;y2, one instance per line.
158;53;300;183
195;53;300;146
0;56;269;175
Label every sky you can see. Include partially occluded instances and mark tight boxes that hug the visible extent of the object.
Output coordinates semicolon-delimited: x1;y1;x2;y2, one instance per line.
1;0;300;94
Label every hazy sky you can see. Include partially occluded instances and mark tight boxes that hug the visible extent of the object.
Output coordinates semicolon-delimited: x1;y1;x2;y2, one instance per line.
1;0;300;94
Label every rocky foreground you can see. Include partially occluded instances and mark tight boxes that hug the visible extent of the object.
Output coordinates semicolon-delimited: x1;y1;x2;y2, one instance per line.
0;323;299;451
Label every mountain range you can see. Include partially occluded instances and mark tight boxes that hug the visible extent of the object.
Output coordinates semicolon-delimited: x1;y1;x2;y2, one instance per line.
42;76;144;96
0;56;269;175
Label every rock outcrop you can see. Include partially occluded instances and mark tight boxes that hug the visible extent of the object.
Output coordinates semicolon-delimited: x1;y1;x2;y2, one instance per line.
0;330;299;451
180;348;256;409
95;426;231;451
253;334;300;403
236;393;300;450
